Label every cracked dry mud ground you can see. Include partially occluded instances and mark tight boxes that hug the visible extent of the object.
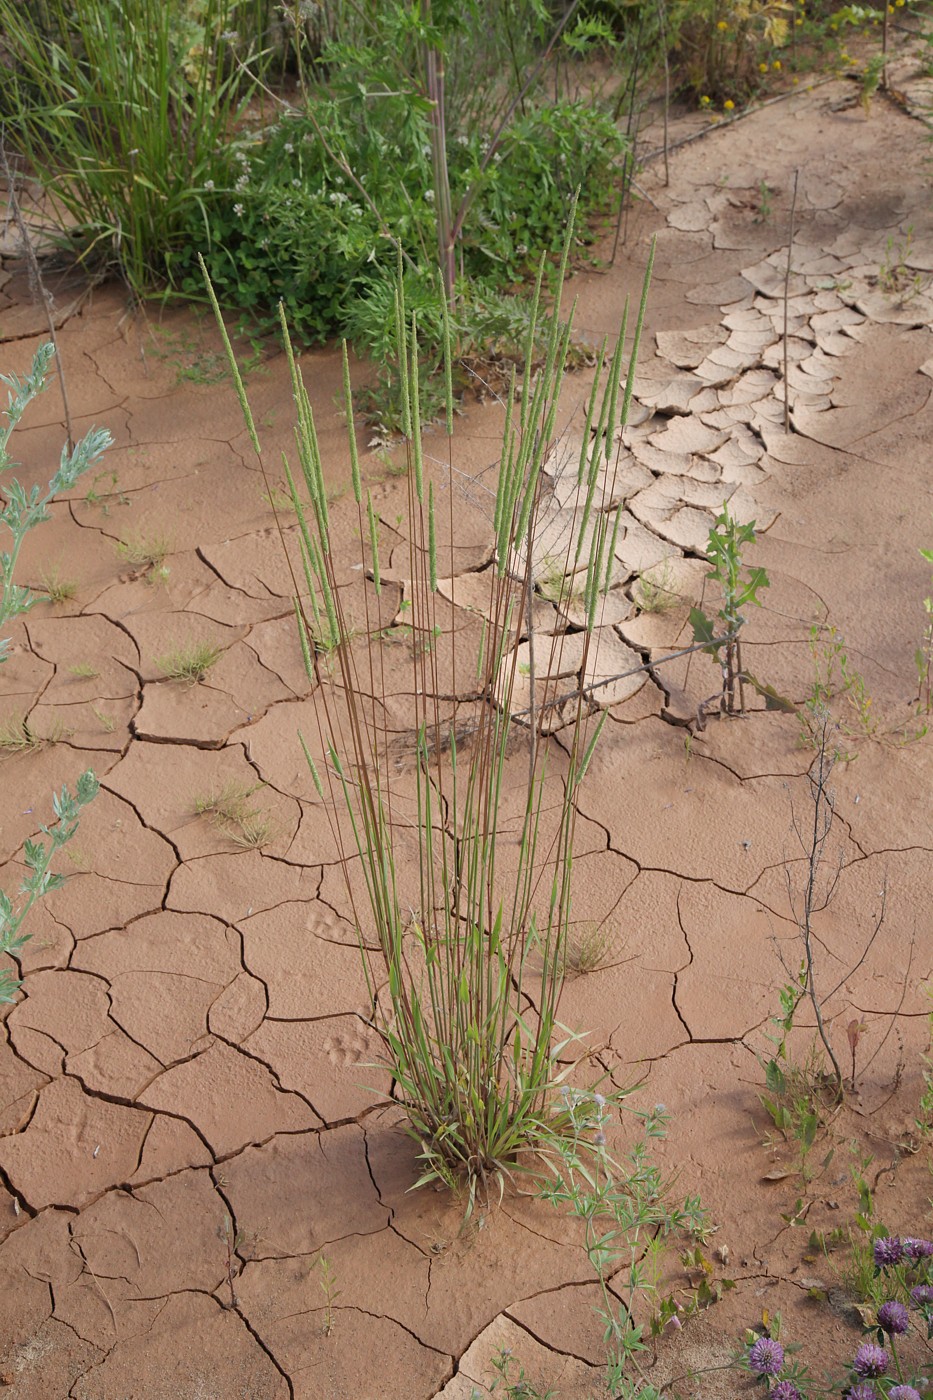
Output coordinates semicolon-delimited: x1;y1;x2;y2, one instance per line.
2;73;933;1400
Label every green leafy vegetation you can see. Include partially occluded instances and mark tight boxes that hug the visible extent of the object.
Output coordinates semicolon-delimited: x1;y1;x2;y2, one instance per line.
0;342;103;1000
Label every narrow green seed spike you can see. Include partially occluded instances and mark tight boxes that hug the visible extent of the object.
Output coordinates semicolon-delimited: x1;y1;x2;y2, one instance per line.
428;481;437;591
278;298;303;417
199;256;262;458
341;340;361;504
604;507;623;594
327;741;345;778
299;379;328;540
410;313;424;503
578;339;607;486
298;731;325;798
396;253;411;440
294;598;315;682
294;423;316;507
589;335;614;480
366;489;381;595
588;515;609;632
319;564;339;653
575;711;607;787
439;272;454;437
574;438;602;572
283;452;322;616
281;450;303;514
621;235;656;429
604;299;629;461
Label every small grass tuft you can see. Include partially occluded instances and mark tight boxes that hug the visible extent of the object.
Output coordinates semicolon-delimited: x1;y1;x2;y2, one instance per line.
157;641;223;685
0;713;69;753
68;663;100;679
193;779;274;848
564;921;618;976
633;559;680;614
39;567;78;604
116;531;172;582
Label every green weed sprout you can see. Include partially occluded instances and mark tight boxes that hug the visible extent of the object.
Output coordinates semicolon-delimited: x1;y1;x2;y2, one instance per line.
203;222;659;1212
539;1097;707;1396
689;502;770;715
1;342;106;999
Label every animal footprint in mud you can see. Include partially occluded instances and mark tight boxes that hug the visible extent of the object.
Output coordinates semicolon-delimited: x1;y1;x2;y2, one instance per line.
321;1025;370;1069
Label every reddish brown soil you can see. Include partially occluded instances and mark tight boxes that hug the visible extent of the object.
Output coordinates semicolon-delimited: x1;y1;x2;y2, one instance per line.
1;56;933;1400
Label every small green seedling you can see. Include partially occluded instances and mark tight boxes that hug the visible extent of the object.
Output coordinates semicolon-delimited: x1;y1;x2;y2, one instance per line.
690;502;770;715
754;179;774;224
84;468;129;515
317;1254;340;1337
802;624;874;747
90;705;117;734
878;227;923;303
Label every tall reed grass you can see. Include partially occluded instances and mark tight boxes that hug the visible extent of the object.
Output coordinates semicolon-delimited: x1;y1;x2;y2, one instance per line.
205;219;654;1209
0;0;259;290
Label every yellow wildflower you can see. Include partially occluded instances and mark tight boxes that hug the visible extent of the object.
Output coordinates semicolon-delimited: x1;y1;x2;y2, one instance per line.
724;98;735;109
773;59;782;69
717;19;729;29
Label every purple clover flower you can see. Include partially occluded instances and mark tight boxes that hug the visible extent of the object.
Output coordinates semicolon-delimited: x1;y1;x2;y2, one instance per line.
878;1300;910;1335
748;1336;784;1376
888;1388;922;1400
903;1237;933;1260
847;1386;878;1400
771;1383;802;1400
852;1342;889;1378
911;1284;933;1306
873;1236;904;1267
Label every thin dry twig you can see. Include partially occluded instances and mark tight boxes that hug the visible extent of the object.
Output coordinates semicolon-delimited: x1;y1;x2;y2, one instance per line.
0;133;75;451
